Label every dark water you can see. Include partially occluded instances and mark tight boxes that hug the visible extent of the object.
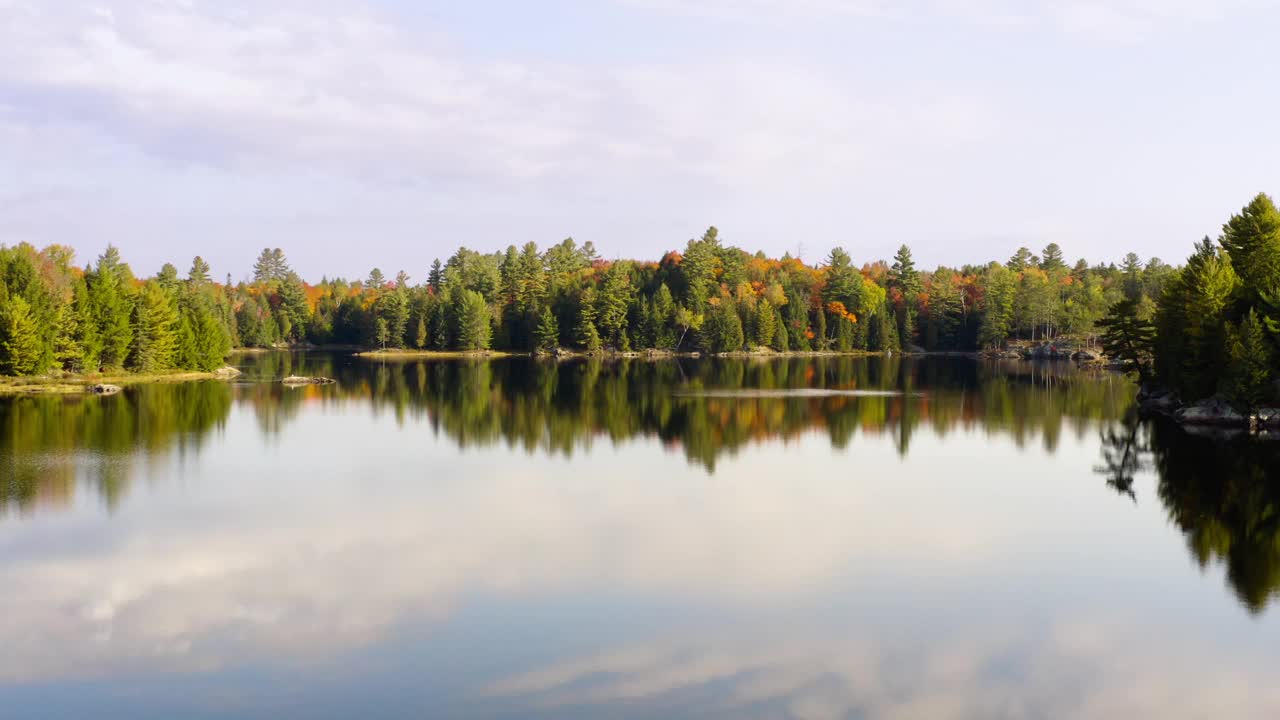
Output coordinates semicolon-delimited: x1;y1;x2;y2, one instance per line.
1;353;1277;719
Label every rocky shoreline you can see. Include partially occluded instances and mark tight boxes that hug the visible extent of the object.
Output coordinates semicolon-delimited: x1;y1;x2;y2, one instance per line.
1137;386;1280;436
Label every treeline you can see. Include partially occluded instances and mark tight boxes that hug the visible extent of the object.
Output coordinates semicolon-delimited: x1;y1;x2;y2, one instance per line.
1;227;1178;376
1101;193;1280;409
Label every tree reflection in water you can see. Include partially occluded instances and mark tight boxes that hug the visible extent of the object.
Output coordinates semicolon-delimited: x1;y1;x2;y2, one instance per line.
4;352;1276;614
1098;412;1280;613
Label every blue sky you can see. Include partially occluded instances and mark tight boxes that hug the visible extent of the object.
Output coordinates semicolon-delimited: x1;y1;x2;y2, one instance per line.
1;0;1277;280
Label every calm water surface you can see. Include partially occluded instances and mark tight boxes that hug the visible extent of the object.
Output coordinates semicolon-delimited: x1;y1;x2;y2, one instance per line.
1;353;1277;719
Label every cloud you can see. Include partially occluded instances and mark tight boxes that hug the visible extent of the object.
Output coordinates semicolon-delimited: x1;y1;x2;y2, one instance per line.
484;620;1280;718
0;0;996;195
623;0;1277;39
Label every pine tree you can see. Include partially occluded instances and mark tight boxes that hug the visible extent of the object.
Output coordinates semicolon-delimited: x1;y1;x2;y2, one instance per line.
0;296;40;375
535;307;560;351
71;277;101;371
1223;310;1275;409
1007;247;1035;272
575;287;602;352
427;259;443;292
128;281;179;372
771;310;789;351
1098;299;1156;383
89;246;134;370
597;263;633;350
753;299;776;348
1040;243;1065;271
189;256;211;285
52;297;83;372
454;290;491;350
1220;193;1280;301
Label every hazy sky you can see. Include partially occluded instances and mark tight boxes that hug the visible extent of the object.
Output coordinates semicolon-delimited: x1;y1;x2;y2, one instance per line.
2;0;1278;280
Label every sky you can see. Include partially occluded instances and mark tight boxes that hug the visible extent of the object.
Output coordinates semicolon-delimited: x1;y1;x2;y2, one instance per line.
1;0;1278;281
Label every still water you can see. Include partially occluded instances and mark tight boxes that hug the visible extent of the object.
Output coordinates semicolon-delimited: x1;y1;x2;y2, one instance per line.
1;353;1277;719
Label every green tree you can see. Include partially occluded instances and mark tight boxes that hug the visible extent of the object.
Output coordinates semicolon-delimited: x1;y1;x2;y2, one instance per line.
1098;299;1156;383
128;281;179;372
535;307;560;351
0;296;40;375
1220;193;1280;301
753;299;777;348
88;246;134;370
1223;310;1275;409
700;301;744;353
575;287;602;352
597;263;633;350
189;256;211;286
454;290;491;350
1040;243;1065;271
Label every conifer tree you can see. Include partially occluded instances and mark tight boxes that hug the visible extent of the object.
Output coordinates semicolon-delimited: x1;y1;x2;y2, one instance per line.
454;290;491;350
535;307;560;351
89;246;134;370
0;296;40;376
575;287;602;352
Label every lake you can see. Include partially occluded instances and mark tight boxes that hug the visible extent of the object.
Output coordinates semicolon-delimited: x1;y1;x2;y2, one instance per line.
1;353;1277;719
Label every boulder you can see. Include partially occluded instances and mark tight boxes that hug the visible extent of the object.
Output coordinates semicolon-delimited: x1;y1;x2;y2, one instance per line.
1175;398;1249;427
87;384;122;396
214;366;242;379
1072;349;1103;362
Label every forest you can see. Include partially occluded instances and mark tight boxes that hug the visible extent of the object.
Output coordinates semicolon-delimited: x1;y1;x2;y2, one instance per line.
0;194;1276;406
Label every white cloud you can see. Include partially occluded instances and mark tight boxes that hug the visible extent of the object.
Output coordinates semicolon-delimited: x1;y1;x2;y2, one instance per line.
624;0;1277;38
0;0;996;194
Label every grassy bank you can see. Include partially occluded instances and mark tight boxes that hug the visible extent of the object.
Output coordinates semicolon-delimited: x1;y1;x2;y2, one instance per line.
0;370;233;396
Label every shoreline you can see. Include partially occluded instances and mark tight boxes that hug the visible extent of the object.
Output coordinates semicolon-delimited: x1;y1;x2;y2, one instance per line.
0;369;239;397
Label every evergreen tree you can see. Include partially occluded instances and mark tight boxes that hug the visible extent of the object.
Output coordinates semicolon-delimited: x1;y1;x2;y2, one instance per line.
454;290;491;350
1098;299;1156;383
189;256;211;285
427;259;443;292
700;301;744;353
1220;192;1280;301
89;246;134;370
0;296;40;375
128;281;179;372
771;310;789;351
753;299;776;348
1007;247;1035;272
597;263;633;350
535;307;560;351
1223;309;1275;409
575;287;602;352
1040;243;1065;271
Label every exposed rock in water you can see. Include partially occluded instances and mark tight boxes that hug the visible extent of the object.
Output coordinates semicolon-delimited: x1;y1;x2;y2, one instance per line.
1255;407;1280;429
214;366;242;379
1175;398;1249;427
87;384;122;396
281;376;336;386
1071;349;1104;362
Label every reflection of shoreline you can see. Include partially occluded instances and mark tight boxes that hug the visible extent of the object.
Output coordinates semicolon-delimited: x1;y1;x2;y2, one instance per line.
3;355;1135;515
1099;413;1280;613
